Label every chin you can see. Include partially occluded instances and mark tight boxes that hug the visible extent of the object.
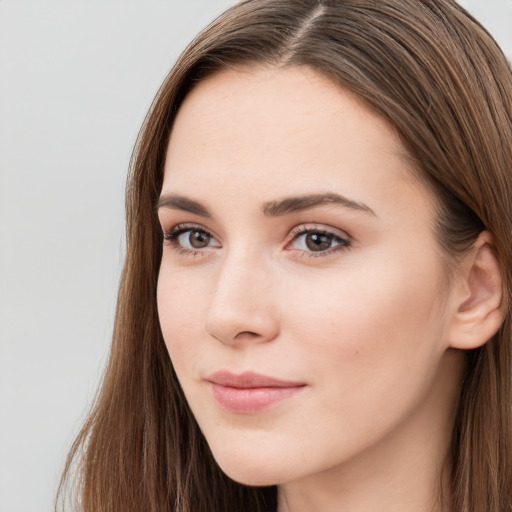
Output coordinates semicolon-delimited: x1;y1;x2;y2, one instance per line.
218;464;285;487
209;444;292;487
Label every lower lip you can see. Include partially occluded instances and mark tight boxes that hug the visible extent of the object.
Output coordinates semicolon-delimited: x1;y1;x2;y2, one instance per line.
210;383;305;414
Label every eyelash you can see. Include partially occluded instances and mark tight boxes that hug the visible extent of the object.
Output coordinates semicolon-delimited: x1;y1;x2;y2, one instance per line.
287;225;351;258
163;223;214;257
162;223;352;258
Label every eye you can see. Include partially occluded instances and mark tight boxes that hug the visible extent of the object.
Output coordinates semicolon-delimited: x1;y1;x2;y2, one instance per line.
163;224;221;253
287;226;351;256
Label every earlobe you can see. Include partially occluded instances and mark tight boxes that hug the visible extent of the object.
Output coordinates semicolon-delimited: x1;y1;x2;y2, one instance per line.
448;231;504;350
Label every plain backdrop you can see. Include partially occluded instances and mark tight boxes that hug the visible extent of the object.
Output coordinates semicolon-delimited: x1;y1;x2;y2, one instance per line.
0;1;510;512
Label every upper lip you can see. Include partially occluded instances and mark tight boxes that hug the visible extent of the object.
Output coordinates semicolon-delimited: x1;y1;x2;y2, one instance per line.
206;370;305;389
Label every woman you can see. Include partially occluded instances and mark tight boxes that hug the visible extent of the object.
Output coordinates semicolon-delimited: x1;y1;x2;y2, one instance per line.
57;1;512;511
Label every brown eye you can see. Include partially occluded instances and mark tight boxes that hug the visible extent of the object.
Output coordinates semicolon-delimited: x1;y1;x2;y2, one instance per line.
305;233;333;251
189;230;211;248
164;225;221;253
287;227;351;257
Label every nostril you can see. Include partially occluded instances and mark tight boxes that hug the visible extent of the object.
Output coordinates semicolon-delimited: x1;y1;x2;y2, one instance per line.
234;331;260;339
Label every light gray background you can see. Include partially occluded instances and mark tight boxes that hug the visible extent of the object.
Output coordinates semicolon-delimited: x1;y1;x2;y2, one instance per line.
0;1;510;512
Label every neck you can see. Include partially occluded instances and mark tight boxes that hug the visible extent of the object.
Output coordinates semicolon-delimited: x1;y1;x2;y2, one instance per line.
278;448;453;512
277;350;464;512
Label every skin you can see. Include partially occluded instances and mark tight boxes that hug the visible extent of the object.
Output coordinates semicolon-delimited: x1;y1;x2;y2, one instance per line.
156;65;472;512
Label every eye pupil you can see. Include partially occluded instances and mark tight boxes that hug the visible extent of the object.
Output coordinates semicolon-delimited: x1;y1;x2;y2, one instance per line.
189;230;210;248
306;233;332;251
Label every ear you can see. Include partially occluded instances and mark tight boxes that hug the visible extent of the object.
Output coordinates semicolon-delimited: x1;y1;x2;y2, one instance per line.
447;231;504;350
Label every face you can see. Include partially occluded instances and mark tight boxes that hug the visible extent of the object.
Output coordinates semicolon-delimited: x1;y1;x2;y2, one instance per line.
157;66;461;487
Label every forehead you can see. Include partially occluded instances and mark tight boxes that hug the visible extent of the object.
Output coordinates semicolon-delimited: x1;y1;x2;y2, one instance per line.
162;65;433;217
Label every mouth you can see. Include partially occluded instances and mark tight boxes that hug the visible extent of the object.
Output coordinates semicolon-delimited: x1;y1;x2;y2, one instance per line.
206;370;306;414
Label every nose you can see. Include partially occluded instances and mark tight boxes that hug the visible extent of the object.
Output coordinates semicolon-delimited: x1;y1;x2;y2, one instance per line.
203;250;280;347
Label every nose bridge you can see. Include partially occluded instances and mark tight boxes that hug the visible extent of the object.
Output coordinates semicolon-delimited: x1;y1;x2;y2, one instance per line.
203;244;279;345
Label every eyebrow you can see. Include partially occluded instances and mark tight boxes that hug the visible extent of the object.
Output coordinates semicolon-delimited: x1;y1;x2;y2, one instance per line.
156;192;376;218
262;193;376;217
156;194;212;217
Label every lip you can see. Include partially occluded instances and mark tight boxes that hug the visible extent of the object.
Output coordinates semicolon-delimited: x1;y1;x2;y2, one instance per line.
206;370;306;414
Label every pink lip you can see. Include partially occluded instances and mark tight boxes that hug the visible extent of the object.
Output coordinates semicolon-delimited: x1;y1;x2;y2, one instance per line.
206;371;306;414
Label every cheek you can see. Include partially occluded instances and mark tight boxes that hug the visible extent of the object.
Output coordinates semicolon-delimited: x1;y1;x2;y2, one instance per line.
156;268;209;373
284;247;447;392
268;251;449;464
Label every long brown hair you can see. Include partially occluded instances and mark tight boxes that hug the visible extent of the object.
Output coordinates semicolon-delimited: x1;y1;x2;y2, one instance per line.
57;1;512;511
